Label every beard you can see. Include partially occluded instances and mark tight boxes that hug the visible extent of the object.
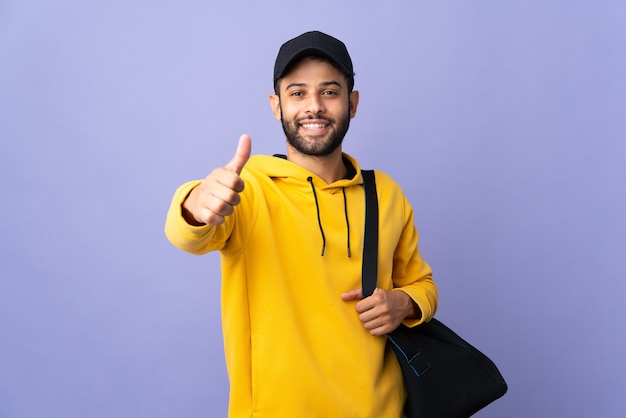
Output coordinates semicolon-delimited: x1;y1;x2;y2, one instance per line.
280;109;351;157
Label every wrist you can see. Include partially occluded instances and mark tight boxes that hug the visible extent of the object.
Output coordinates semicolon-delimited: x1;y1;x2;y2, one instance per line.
401;291;421;320
181;188;205;226
181;204;204;226
408;299;422;320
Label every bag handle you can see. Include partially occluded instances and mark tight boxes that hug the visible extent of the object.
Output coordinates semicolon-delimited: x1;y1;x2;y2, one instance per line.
361;170;378;298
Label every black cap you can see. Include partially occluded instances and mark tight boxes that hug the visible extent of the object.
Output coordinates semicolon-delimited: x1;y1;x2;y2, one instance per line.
273;31;354;87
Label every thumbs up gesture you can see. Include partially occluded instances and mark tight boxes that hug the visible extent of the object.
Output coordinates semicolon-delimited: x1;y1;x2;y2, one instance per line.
182;134;252;226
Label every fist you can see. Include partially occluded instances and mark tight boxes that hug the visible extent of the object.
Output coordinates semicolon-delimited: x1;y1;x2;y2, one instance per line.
182;134;251;226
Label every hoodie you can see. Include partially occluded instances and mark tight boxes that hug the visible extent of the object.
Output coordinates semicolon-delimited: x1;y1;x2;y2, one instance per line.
165;153;438;418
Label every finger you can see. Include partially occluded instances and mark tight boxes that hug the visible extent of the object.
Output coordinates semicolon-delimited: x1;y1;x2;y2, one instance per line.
210;186;242;208
340;288;363;301
196;208;226;226
358;309;379;324
355;288;383;313
210;168;246;196
225;134;252;174
369;324;392;337
203;192;238;217
204;167;245;196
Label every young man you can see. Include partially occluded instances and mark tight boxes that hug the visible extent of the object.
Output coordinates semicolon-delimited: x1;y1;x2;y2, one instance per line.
165;31;438;418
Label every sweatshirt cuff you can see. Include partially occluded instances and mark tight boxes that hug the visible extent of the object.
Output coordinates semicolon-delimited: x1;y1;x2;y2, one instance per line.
166;180;213;239
394;288;434;327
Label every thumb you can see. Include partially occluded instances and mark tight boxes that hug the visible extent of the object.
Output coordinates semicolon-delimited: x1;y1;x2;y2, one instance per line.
341;288;363;301
225;134;251;174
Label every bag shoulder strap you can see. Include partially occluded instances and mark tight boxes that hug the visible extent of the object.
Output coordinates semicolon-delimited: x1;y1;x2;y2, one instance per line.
361;170;379;298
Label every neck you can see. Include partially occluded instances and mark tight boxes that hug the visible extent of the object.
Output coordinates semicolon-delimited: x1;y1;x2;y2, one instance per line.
286;146;346;184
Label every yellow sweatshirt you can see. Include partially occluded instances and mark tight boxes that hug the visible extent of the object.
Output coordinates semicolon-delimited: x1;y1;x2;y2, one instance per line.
165;153;437;418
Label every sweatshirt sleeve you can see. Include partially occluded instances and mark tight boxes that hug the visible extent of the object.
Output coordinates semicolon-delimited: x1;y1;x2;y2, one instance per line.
164;180;223;255
391;194;438;327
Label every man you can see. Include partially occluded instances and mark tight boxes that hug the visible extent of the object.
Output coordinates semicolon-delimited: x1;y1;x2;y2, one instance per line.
165;31;438;418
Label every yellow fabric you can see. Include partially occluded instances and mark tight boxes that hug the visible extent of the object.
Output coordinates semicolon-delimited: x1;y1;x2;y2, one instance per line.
165;153;438;418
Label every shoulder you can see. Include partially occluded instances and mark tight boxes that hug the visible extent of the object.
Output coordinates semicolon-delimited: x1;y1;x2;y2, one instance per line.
368;169;411;209
370;169;402;190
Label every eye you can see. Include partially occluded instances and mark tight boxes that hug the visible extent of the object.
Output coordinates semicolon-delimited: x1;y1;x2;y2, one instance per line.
290;91;303;97
322;90;337;96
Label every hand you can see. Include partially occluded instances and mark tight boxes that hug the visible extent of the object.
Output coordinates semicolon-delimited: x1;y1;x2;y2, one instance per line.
341;288;418;336
182;134;251;226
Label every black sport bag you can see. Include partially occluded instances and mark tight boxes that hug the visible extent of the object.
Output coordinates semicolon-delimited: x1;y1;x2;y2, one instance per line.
387;320;508;417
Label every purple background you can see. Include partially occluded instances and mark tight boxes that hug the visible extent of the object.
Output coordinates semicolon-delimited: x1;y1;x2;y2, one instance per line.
1;1;625;417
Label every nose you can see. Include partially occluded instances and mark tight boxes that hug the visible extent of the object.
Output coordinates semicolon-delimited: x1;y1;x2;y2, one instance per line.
306;95;325;115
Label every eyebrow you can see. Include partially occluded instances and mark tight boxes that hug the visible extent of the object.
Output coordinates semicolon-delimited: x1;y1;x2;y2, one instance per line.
284;80;343;90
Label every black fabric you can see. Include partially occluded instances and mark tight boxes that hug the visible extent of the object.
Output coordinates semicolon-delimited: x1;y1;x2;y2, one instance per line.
274;31;354;84
273;154;356;180
360;170;508;418
361;170;378;297
387;321;508;417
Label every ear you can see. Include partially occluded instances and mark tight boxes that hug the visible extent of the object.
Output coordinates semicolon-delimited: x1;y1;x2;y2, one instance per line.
349;90;360;118
269;94;282;121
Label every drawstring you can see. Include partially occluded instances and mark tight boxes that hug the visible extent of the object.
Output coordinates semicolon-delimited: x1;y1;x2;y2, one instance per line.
308;177;326;256
342;187;351;258
307;177;352;258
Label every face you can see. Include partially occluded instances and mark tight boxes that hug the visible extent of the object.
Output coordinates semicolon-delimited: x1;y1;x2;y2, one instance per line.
270;57;359;157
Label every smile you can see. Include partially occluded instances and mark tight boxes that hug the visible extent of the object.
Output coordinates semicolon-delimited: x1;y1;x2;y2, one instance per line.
301;123;328;130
